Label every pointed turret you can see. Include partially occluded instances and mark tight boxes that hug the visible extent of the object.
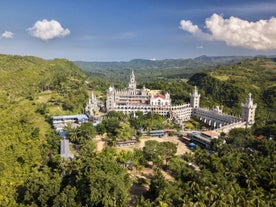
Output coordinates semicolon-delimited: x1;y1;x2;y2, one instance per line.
241;93;257;127
190;86;200;108
91;91;97;103
128;70;136;90
165;92;170;99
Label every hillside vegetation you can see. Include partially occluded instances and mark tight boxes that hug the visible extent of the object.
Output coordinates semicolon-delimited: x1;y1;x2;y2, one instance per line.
76;56;275;126
0;55;89;205
75;56;249;84
0;55;274;206
130;58;275;130
188;58;276;126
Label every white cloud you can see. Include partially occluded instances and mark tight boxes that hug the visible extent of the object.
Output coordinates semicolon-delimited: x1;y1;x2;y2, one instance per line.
2;31;14;39
180;20;201;34
27;19;70;41
196;45;204;49
180;14;276;50
179;20;211;40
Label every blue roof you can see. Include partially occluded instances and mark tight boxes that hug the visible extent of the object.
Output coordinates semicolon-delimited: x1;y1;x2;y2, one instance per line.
59;131;68;137
188;142;197;147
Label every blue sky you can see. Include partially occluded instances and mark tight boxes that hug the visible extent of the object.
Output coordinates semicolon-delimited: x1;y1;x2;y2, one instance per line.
0;0;276;61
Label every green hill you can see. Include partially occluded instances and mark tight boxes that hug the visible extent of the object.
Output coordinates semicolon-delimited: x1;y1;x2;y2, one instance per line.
0;55;89;205
0;55;275;205
75;56;249;83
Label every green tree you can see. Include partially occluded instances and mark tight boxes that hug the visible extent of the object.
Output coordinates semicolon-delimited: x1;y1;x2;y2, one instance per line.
66;122;96;145
16;166;62;207
115;122;135;141
149;168;168;200
36;103;49;115
96;122;106;134
77;153;132;206
133;148;147;169
160;142;177;168
143;140;164;167
78;122;97;140
117;150;134;163
129;111;144;130
168;156;187;179
53;185;78;207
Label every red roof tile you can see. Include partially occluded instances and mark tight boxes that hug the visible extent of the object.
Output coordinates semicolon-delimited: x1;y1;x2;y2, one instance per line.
154;94;165;99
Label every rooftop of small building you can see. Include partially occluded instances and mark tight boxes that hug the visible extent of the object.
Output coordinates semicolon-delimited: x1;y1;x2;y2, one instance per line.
201;131;220;138
51;114;88;120
154;94;166;99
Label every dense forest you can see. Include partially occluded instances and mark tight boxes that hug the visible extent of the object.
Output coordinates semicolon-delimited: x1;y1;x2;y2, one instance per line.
0;55;89;205
14;112;276;207
0;54;275;206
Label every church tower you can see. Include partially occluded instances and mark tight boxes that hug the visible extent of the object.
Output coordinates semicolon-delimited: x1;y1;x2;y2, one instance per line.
190;86;200;108
85;91;99;117
128;70;136;90
106;86;115;112
241;93;257;127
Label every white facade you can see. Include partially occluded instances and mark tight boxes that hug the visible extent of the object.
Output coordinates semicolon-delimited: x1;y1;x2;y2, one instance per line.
150;93;171;106
193;107;242;129
85;91;99;117
106;71;192;122
190;86;200;108
242;93;257;127
104;71;256;130
128;70;137;90
190;90;257;130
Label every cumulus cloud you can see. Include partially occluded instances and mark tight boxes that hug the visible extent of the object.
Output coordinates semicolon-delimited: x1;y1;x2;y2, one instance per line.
27;19;70;41
180;14;276;50
2;31;14;39
180;20;200;34
179;20;211;40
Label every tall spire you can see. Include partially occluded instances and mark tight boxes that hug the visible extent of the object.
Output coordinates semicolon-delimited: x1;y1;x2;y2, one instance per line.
128;70;136;90
190;86;200;108
242;93;256;109
241;93;257;127
193;86;199;96
131;70;135;79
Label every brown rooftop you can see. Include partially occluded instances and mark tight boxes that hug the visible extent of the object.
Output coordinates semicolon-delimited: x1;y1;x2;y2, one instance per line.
202;131;220;137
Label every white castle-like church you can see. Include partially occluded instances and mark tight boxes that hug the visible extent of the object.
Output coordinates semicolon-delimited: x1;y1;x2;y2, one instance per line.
87;70;256;132
106;70;192;122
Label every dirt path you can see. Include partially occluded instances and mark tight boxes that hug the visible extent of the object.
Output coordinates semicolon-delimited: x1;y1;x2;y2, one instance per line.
94;135;106;152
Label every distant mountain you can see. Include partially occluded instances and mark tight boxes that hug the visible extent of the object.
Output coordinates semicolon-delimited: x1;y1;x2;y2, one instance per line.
75;56;252;83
